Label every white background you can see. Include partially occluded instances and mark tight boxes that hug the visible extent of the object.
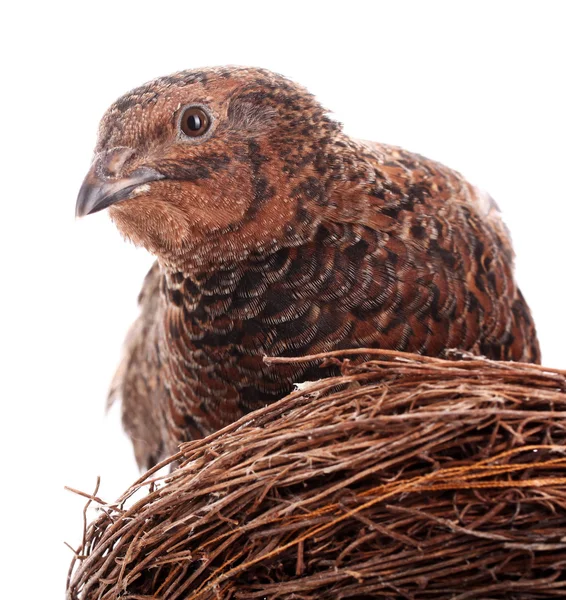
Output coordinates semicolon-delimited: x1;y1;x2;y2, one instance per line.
2;1;564;597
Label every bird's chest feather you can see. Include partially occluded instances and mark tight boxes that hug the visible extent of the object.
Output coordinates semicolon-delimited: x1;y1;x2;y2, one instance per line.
152;228;382;431
161;243;331;365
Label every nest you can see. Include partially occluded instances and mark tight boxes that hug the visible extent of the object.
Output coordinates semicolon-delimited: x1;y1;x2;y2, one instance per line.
66;350;566;599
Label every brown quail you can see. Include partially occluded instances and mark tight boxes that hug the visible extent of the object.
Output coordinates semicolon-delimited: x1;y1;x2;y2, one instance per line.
76;67;540;470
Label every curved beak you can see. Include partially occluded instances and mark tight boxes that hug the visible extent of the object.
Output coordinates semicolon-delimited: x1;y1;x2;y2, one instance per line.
75;148;164;217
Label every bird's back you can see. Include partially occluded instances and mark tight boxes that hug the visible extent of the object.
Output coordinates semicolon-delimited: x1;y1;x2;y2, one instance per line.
342;138;539;362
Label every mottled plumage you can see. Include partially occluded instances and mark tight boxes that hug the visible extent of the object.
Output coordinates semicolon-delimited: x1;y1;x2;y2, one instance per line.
76;67;539;470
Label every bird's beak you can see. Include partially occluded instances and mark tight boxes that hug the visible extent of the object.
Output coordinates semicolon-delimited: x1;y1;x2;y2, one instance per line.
75;148;164;217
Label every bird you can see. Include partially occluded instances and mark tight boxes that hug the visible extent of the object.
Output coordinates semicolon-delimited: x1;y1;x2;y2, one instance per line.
76;67;540;470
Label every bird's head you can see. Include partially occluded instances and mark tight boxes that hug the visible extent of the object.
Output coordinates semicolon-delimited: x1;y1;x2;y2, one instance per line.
76;67;343;271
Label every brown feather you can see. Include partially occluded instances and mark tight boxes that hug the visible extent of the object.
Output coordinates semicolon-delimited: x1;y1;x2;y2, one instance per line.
78;67;539;469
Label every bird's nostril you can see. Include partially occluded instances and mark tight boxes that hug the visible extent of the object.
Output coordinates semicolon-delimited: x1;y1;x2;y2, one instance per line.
99;147;136;179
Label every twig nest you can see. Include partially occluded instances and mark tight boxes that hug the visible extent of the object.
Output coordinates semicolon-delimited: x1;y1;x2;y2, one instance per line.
67;350;566;599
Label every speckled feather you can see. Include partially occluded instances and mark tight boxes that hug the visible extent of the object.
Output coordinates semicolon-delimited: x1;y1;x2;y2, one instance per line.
83;67;539;469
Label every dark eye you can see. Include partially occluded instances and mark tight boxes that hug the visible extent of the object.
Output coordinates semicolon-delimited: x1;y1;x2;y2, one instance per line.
179;106;211;137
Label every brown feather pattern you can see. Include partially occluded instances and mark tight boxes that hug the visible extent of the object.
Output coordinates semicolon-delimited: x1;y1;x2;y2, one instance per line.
80;67;539;469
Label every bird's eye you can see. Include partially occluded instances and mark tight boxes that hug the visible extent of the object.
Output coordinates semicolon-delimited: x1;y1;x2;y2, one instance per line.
179;106;211;138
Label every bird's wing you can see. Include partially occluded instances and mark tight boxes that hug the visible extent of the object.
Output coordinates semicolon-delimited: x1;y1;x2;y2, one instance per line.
108;261;167;469
303;140;540;363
